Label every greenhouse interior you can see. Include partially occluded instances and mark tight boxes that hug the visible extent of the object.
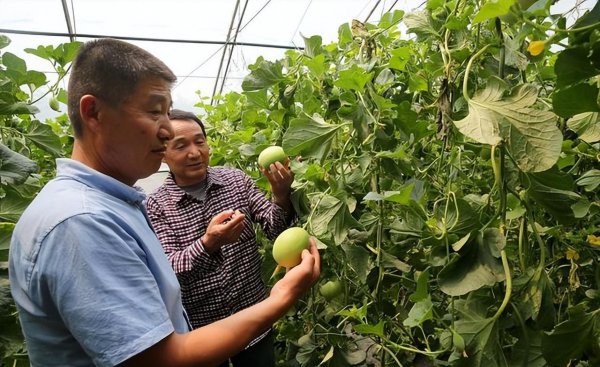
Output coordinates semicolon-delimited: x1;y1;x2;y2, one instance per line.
1;0;599;366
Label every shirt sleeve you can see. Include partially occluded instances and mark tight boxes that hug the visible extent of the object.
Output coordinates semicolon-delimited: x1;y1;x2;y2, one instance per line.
146;195;223;280
38;214;174;366
242;172;298;240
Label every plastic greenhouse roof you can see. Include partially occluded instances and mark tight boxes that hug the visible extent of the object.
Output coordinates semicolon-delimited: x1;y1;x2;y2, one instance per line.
0;0;422;119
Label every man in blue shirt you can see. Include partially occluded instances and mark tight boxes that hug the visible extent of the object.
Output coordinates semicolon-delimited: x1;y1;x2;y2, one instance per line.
9;38;320;367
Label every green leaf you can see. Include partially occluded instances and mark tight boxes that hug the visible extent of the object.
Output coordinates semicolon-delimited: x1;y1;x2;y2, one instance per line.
454;317;501;366
553;83;600;118
511;329;546;367
517;267;556;329
389;46;411;71
302;34;323;58
25;120;63;156
333;64;373;91
438;232;505;296
555;48;599;88
389;206;426;237
378;10;405;30
381;250;411;272
0;35;10;49
241;59;284;91
410;269;430;302
310;193;361;245
541;304;600;366
0;189;32;222
24;45;53;61
403;296;433;327
0;101;39;115
26;70;46;89
341;243;371;284
482;227;506;253
304;53;326;78
282;114;343;160
354;320;385;337
1;52;26;73
363;183;415;205
473;0;515;24
525;169;580;224
0;143;38;185
576;169;600;191
336;92;371;143
404;11;440;38
503;35;528;71
0;222;15;251
243;89;270;109
454;79;561;172
567;112;600;143
337;23;353;47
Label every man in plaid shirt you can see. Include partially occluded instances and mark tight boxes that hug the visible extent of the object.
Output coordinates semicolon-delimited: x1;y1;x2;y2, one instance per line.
146;109;295;367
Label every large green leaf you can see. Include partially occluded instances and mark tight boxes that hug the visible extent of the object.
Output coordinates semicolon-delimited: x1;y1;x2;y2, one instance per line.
454;317;504;367
403;11;440;38
515;267;556;330
553;82;600;118
310;193;362;245
403;296;433;327
453;79;561;172
438;230;505;296
25;120;63;156
1;52;26;74
282;114;344;160
555;48;599;88
541;304;600;366
341;243;371;284
333;64;373;91
525;169;580;225
0;143;38;185
575;169;600;191
0;222;15;251
241;59;284;91
0;189;32;222
302;34;322;58
0;101;39;115
472;0;514;24
567;112;600;143
511;328;546;367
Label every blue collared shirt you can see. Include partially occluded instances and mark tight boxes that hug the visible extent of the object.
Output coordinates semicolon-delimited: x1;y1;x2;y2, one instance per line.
9;158;190;367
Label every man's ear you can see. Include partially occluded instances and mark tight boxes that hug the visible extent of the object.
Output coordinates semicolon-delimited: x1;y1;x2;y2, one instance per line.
79;95;101;133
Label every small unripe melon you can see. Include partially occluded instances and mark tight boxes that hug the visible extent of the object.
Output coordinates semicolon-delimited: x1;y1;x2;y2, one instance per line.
258;146;287;168
319;280;343;300
272;227;310;267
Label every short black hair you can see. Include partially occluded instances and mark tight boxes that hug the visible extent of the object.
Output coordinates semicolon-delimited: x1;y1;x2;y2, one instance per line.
169;109;207;137
68;38;176;137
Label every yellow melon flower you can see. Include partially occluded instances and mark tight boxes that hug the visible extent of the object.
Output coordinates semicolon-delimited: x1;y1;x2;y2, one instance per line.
588;234;600;247
527;40;546;56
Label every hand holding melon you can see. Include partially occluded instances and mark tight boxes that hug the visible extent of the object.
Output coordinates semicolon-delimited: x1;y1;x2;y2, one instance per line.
258;146;287;169
272;227;310;268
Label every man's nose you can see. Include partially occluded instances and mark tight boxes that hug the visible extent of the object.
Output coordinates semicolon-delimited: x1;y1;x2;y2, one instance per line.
158;116;174;142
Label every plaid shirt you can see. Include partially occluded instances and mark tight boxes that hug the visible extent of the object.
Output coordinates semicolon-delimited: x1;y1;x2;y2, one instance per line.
146;167;294;330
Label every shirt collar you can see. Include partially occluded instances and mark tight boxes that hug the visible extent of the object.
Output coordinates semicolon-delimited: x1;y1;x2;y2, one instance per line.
163;167;225;203
56;158;146;205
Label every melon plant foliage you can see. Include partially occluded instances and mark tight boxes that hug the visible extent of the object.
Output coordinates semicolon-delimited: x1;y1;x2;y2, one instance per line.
0;34;79;365
198;1;600;366
0;0;599;366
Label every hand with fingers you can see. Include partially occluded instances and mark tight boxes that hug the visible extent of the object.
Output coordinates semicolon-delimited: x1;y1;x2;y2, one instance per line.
270;237;321;302
201;209;246;253
261;160;294;209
